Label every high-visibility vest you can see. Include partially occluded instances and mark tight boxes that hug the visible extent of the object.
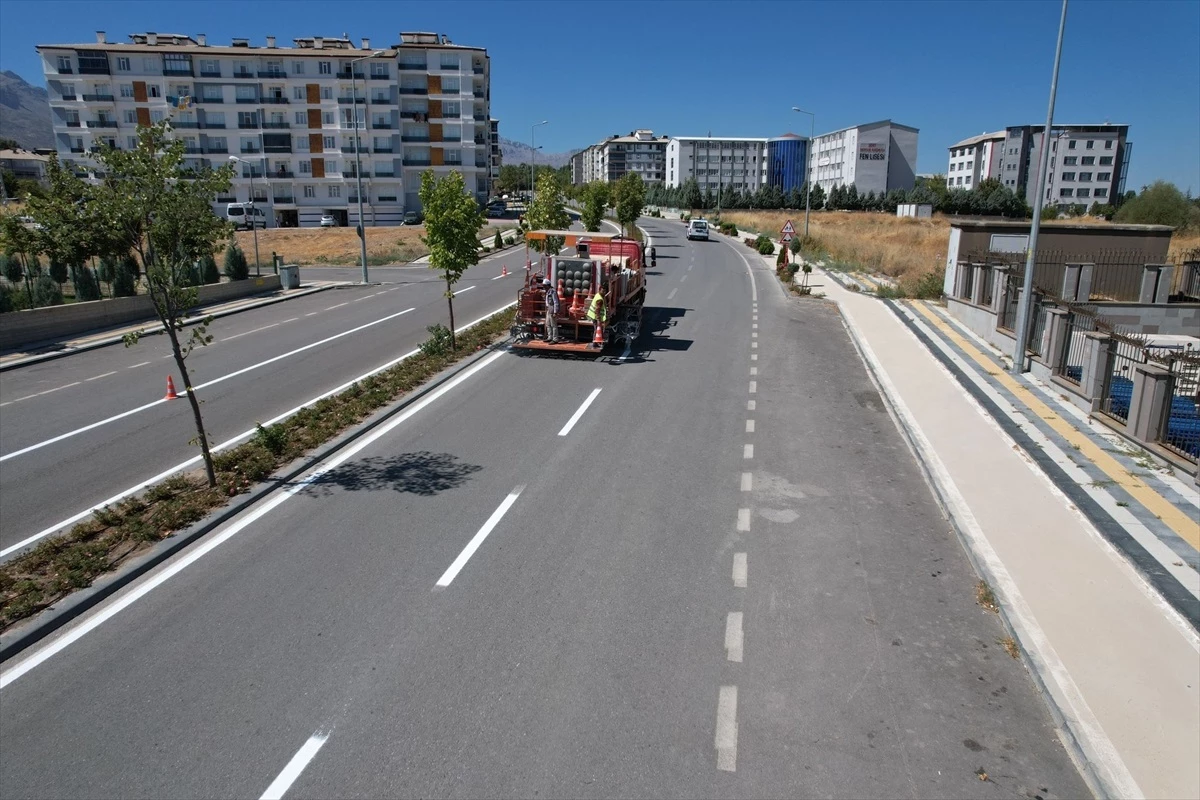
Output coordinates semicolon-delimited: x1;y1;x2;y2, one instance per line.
586;292;606;323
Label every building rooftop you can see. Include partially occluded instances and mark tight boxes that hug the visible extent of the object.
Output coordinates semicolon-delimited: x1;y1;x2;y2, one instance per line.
35;30;486;56
813;119;920;138
0;149;49;162
948;131;1007;149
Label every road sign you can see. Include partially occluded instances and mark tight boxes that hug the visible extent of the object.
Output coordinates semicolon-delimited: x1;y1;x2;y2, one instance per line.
781;232;794;242
781;219;796;236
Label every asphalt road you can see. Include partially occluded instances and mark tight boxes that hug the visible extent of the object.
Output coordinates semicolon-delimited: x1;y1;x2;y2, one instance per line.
0;226;595;557
0;219;1088;799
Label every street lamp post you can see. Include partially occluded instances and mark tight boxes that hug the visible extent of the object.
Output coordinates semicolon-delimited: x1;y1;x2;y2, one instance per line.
1012;0;1068;375
352;50;385;284
791;107;815;241
228;155;261;276
531;120;548;201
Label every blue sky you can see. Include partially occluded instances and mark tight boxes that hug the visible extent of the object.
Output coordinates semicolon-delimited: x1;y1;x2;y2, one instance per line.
1;0;1196;192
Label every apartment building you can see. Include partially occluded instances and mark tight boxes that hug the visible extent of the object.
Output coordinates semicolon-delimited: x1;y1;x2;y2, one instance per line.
569;130;669;185
665;136;767;193
984;123;1130;208
807;119;919;196
0;149;51;189
945;131;1005;190
36;30;495;228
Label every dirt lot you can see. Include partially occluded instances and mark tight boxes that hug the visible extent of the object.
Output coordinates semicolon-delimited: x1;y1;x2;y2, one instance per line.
230;224;515;267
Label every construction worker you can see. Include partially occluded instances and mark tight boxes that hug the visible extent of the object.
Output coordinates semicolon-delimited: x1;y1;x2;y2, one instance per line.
543;278;559;342
586;288;607;348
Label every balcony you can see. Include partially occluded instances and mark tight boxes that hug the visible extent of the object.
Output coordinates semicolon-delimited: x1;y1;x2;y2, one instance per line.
57;67;74;74
442;136;461;143
240;146;261;154
371;122;393;129
82;93;115;102
78;65;111;75
473;90;485;98
215;195;236;203
232;70;255;79
398;61;427;71
261;97;290;105
70;146;86;153
473;114;486;121
163;67;194;77
401;135;429;142
374;170;395;178
343;171;370;178
263;145;292;154
182;147;202;154
65;120;82;128
171;121;201;129
373;146;394;153
57;94;78;102
258;70;287;79
242;169;264;178
86;120;118;128
402;159;431;167
397;87;428;95
337;97;366;104
273;195;294;204
273;169;295;179
335;71;365;80
368;73;390;81
261;121;291;129
399;111;426;120
199;70;222;78
370;97;396;106
474;137;487;145
204;146;228;154
341;146;368;154
235;97;260;105
473;66;484;74
475;160;488;169
195;96;224;104
238;121;260;129
203;122;227;129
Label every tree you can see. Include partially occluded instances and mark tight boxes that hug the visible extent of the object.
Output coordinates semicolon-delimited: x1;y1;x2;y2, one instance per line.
612;172;646;237
73;265;101;301
31;274;63;306
111;259;137;297
1114;181;1200;230
419;168;484;351
580;180;610;232
525;171;571;252
24;153;105;273
845;184;861;211
0;215;37;306
682;178;702;211
88;120;236;488
223;242;249;280
200;252;220;284
808;183;826;211
48;258;68;293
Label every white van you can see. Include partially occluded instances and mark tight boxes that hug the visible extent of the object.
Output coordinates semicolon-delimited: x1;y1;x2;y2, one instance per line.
686;218;709;241
226;203;267;230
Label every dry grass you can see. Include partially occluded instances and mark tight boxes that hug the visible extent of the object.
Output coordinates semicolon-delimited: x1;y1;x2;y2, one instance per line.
998;636;1020;659
975;580;1000;613
1167;229;1200;262
230;224;514;267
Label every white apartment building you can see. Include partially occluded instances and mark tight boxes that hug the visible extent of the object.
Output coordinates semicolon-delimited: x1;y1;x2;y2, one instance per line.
807;119;919;196
945;131;1005;190
569;130;668;185
665;137;768;193
36;31;496;228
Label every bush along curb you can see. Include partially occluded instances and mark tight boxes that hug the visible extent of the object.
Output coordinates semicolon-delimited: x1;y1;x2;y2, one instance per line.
0;309;515;658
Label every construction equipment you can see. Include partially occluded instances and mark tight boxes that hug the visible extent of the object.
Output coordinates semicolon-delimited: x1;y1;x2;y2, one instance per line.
510;229;647;354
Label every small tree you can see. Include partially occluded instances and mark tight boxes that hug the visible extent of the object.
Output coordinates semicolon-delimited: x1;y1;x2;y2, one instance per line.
1114;181;1200;229
419;169;484;350
48;258;68;294
200;252;221;284
525;172;571;253
493;230;503;249
223;242;249;280
73;265;101;301
613;172;647;237
580;180;611;232
31;274;63;306
111;259;137;297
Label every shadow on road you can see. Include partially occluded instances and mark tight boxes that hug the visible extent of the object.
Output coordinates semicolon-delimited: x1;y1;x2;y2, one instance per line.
606;306;693;364
296;451;483;497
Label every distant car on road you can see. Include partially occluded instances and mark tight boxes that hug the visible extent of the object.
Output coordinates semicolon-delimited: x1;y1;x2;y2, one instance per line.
403;211;424;225
320;214;338;227
17;215;46;232
686;219;709;241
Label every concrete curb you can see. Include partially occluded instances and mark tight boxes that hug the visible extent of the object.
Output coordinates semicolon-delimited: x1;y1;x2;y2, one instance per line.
832;299;1122;800
0;329;512;665
0;283;338;372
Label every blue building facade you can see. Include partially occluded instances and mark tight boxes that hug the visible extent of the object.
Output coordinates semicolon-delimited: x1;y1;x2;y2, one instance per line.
767;135;808;193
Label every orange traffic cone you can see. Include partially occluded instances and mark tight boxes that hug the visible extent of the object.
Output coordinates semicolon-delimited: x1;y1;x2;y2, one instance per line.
165;375;178;400
501;264;509;278
591;322;605;349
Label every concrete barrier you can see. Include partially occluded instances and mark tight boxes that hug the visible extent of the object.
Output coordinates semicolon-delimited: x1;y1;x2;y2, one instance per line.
0;276;282;351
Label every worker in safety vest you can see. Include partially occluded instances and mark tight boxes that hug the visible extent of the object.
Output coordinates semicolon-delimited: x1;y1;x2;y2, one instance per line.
586;288;607;348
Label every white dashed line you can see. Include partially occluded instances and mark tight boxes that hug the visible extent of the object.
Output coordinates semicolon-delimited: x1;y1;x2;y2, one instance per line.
740;472;752;492
452;285;476;296
725;612;744;662
221;322;280;342
558;388;602;437
752;323;758;329
83;371;116;383
127;361;151;369
325;302;349;310
745;420;755;433
260;730;331;800
751;332;757;338
733;553;748;587
747;400;756;411
305;312;320;317
680;275;688;283
435;486;524;587
751;341;757;349
750;367;757;376
743;443;754;459
667;288;678;300
1;381;82;406
751;354;757;361
748;381;756;394
715;686;739;771
737;508;751;531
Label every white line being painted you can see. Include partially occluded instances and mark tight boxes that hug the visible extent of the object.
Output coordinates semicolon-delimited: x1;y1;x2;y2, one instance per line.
667;288;678;301
725;612;744;662
260;729;331;800
0;307;416;463
745;420;755;433
85;371;118;382
732;553;747;587
715;686;739;771
749;381;757;394
558;388;602;437
221;322;281;342
743;444;754;459
740;472;752;492
737;508;751;531
0;302;515;561
747;400;756;411
0;348;508;687
435;486;524;587
452;285;476;297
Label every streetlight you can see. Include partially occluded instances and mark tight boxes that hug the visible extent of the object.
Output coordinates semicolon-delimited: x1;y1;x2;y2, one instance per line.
1012;0;1068;375
531;120;548;201
352;49;386;284
228;155;261;276
791;107;816;242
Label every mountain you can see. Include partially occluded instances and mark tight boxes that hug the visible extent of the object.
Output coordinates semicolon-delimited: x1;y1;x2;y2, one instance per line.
0;71;53;150
498;136;578;168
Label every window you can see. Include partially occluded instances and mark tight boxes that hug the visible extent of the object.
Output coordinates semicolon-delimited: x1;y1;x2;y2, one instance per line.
328;185;340;198
123;110;137;124
299;161;311;174
207;111;225;126
209;136;226;149
1067;140;1076;149
323;135;335;148
1063;156;1077;165
148;85;161;98
1081;156;1095;165
1079;172;1093;182
296;136;310;151
238;111;258;127
1104;140;1113;149
370;62;388;78
949;163;955;172
956;176;963;185
1061;172;1075;181
143;57;156;71
1099;156;1113;166
1098;171;1111;181
120;84;134;97
1086;140;1094;149
236;85;256;101
1094;188;1108;198
304;184;315;197
1060;188;1074;197
293;61;305;75
1077;188;1090;198
57;55;72;71
295;111;307;124
319;61;332;75
293;86;306;100
116;57;130;72
440;53;460;70
127;136;138;149
442;76;460;93
964;175;971;185
444;148;462;165
150;109;164;123
326;160;337;172
373;136;389;149
199;59;219;75
443;100;460;117
322;111;334;125
320;86;333;99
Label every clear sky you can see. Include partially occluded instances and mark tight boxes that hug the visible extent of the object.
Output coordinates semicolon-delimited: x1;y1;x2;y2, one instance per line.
1;0;1196;192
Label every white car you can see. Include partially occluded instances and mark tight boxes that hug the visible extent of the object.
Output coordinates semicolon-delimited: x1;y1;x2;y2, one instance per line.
320;214;338;227
686;219;709;241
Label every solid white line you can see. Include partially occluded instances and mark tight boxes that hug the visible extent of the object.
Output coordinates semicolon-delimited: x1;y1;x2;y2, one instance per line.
743;444;754;459
260;730;330;800
715;686;739;771
221;322;280;342
732;553;747;587
0;302;515;562
435;486;524;587
740;472;752;492
128;361;152;369
0;349;509;686
725;612;744;662
452;285;476;296
747;400;755;411
748;381;756;394
558;388;602;437
737;508;751;531
745;420;755;433
85;371;118;382
667;288;677;300
0;307;415;463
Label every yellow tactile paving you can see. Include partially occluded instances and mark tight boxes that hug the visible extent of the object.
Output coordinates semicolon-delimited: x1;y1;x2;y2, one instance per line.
854;272;881;290
906;300;1200;550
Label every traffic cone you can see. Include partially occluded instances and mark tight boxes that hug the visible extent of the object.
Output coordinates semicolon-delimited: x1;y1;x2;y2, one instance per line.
591;322;605;349
165;375;178;400
501;264;509;278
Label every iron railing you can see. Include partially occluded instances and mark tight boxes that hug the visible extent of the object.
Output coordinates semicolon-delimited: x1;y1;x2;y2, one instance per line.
1148;349;1200;462
1053;305;1098;385
1099;336;1145;424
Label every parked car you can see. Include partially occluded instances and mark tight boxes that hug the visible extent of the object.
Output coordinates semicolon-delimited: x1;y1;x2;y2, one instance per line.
403;211;424;225
486;202;507;217
320;214;338;227
226;203;267;230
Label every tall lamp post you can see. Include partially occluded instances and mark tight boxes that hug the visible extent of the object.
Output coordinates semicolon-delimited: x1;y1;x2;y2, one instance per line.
531;120;548;201
791;107;815;241
352;49;386;284
228;155;262;276
1012;0;1068;375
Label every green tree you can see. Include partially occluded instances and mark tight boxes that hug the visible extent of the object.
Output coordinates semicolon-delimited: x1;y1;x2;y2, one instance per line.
90;120;236;487
808;183;826;211
525;171;571;252
111;259;137;297
419;169;484;350
223;242;249;280
1114;181;1200;229
24;153;106;273
682;178;703;211
73;265;101;301
31;274;63;306
580;180;611;232
200;252;221;284
612;173;647;237
48;258;68;293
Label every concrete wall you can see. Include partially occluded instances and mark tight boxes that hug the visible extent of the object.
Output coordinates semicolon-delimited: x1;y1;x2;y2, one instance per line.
0;276;282;351
1089;302;1200;336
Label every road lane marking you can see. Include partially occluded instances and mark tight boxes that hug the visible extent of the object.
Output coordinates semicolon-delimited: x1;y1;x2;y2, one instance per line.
715;686;739;771
128;361;151;369
558;388;602;437
667;288;678;300
752;324;758;330
750;368;757;376
221;322;281;342
747;400;755;411
741;472;752;492
753;315;758;321
260;730;331;800
751;354;757;361
725;612;744;662
680;275;688;283
325;302;349;310
688;264;693;271
305;312;320;317
0;307;416;463
452;285;476;296
1;381;82;406
282;317;299;323
743;444;754;459
737;508;751;531
745;420;755;433
733;553;747;587
85;371;118;382
748;381;756;394
0;303;515;560
0;349;509;684
751;341;757;349
491;273;506;280
752;332;757;338
435;486;524;587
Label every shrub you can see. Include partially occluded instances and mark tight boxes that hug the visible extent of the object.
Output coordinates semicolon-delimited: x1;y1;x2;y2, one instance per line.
253;423;289;457
73;265;102;301
96;255;116;285
419;323;453;357
1040;206;1059;221
200;253;220;284
111;260;137;297
493;231;503;249
776;247;788;268
910;271;944;299
0;283;13;312
2;252;23;285
755;235;775;255
48;258;68;290
223;243;250;281
744;237;757;248
31;274;63;307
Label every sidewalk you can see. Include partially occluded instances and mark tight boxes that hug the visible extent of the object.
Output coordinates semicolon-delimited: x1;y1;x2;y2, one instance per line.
726;224;1200;800
0;280;346;371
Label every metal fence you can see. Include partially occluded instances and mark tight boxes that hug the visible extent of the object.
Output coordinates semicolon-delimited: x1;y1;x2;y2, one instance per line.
1099;336;1145;424
1170;252;1200;302
965;247;1183;304
1153;351;1200;462
998;273;1021;331
979;264;995;307
958;261;975;301
1054;306;1098;385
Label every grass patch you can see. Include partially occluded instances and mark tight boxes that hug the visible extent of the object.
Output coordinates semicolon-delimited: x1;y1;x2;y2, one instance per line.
0;309;516;631
975;580;999;613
